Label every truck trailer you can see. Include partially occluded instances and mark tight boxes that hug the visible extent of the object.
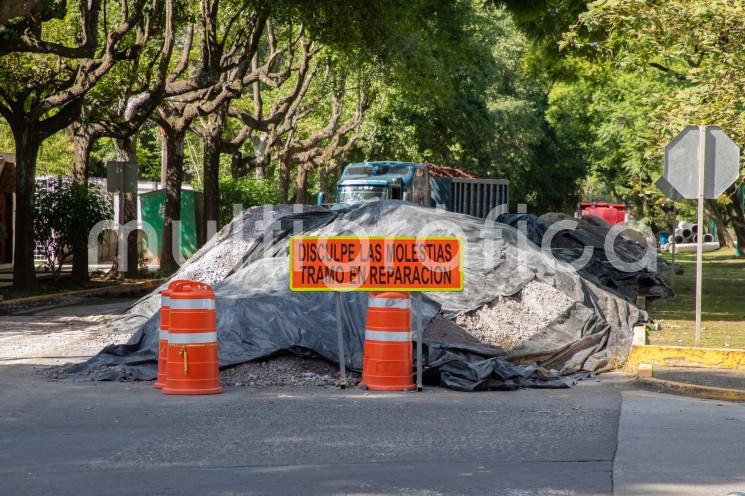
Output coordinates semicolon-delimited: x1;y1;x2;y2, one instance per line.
333;161;509;219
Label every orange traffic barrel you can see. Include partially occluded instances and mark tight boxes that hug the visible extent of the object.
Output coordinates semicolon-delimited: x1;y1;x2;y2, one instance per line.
361;292;415;391
154;280;191;389
162;280;222;395
154;287;171;389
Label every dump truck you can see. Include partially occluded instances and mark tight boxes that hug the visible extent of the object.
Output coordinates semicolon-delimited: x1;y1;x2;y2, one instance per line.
331;161;509;219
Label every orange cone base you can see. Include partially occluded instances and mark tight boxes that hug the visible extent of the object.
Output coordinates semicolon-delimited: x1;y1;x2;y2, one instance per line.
362;342;415;392
155;339;168;389
163;344;221;395
361;382;415;392
162;386;223;395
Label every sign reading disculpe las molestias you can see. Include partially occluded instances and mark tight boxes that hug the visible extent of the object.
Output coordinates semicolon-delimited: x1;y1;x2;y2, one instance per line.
289;236;464;390
290;236;463;291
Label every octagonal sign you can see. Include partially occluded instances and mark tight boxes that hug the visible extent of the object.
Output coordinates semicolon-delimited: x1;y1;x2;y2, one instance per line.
704;127;740;199
664;126;740;199
655;176;683;201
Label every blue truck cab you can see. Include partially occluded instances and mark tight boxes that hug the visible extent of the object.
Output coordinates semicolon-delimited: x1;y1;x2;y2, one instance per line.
335;161;431;206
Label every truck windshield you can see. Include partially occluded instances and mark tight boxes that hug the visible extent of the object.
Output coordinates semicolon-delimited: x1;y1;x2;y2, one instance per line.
337;186;387;204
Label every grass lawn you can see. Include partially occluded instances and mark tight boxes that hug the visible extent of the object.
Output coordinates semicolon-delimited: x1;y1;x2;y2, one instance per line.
648;247;745;349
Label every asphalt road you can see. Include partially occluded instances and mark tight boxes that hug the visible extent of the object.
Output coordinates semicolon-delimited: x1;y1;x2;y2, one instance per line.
1;299;744;495
1;365;619;496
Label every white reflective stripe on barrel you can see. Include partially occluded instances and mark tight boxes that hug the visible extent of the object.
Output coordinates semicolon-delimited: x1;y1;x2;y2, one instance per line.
168;298;215;310
161;295;170;306
159;330;169;340
367;298;410;309
168;332;217;344
365;330;412;342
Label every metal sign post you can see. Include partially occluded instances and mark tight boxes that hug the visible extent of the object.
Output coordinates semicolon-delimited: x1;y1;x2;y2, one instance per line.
662;126;740;346
414;292;423;392
334;291;347;389
671;205;677;288
289;236;464;392
694;126;707;345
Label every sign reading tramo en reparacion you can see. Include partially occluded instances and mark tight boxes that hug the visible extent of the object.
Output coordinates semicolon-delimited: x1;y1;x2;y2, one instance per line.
289;236;463;291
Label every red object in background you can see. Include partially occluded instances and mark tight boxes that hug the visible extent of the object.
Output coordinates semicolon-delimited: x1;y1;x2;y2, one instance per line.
579;202;626;225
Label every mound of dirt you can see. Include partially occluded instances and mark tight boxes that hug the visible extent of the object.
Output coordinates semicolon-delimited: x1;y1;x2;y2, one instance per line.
220;355;360;388
455;280;574;351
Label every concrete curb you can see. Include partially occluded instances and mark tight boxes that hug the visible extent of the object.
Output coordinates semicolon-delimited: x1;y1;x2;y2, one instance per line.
0;278;164;314
626;344;745;373
636;375;745;402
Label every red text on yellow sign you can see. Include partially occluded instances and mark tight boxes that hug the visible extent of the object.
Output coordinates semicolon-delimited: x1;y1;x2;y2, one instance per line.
289;236;463;292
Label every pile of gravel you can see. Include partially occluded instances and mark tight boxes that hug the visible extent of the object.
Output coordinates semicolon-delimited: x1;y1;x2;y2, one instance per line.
455;280;574;351
220;355;360;388
172;205;325;286
89;205;329;335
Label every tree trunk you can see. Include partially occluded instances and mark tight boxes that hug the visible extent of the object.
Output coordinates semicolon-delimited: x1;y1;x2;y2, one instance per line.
295;165;309;204
10;123;41;291
319;166;329;195
159;127;169;184
255;164;267;180
230;152;246;179
719;223;735;248
705;200;734;248
333;162;342;201
202;136;219;239
71;125;92;184
278;159;291;203
161;127;185;274
250;51;266;181
727;200;745;255
114;137;140;278
202;108;226;239
71;123;94;284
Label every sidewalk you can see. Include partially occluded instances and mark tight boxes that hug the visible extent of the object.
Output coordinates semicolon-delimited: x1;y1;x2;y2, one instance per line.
614;389;745;496
0;263;160;288
637;365;745;402
653;366;745;389
0;262;59;288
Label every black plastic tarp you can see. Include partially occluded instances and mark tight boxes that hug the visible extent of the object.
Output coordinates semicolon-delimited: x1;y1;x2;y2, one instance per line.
63;201;646;390
497;212;673;302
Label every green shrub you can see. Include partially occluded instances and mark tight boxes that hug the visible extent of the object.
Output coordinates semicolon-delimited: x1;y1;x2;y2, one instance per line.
34;178;114;277
218;177;279;227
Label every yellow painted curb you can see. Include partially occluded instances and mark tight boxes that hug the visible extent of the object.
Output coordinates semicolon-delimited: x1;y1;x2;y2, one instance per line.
636;376;745;403
626;344;745;373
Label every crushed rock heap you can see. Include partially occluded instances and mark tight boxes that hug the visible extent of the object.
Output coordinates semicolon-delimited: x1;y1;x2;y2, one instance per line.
62;201;646;391
221;356;360;388
456;280;575;352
